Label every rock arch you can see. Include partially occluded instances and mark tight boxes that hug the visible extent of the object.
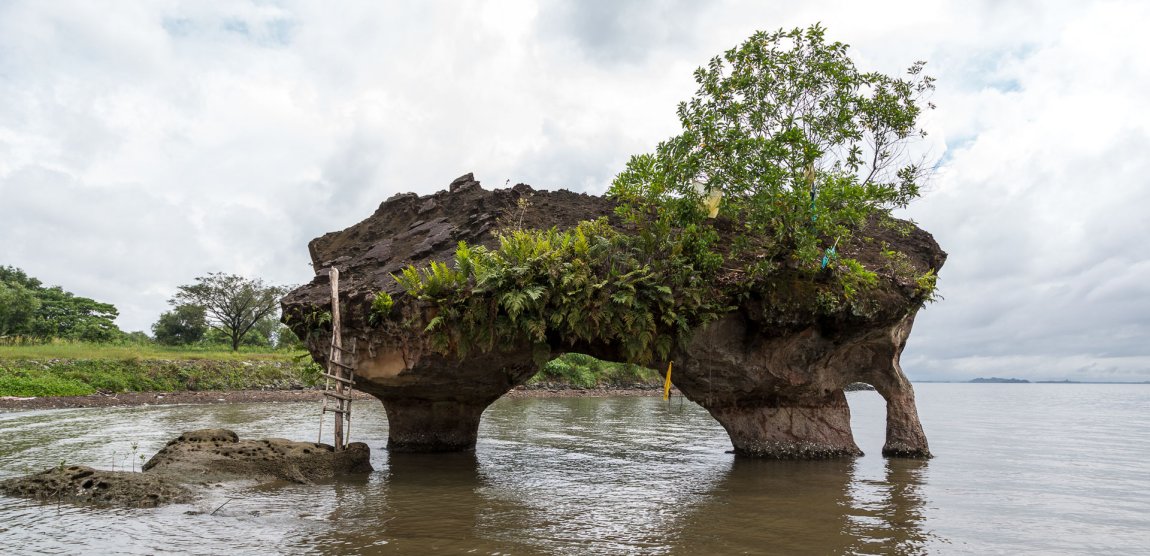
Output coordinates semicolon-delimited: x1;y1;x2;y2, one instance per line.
283;175;944;458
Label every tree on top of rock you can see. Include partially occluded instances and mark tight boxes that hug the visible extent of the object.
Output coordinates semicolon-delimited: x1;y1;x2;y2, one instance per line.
610;24;935;272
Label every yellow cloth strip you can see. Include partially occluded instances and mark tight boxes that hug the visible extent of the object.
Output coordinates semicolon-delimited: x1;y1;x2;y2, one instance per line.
663;361;673;401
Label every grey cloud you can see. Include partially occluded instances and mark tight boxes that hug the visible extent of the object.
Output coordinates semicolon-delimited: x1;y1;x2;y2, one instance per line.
1;0;1147;384
536;0;705;65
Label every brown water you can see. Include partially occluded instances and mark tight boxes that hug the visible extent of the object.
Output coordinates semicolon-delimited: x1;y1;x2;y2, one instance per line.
1;384;1148;554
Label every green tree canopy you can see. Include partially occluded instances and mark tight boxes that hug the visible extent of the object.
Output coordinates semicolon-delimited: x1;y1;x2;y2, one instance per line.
152;304;208;346
382;25;939;366
0;281;40;338
610;24;935;271
0;265;123;342
171;272;288;351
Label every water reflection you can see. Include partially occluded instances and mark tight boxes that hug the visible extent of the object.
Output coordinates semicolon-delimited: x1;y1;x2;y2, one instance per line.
671;458;932;555
2;398;935;555
300;452;545;555
843;458;933;554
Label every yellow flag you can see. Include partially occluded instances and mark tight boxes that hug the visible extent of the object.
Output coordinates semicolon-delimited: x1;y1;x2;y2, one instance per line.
663;361;673;401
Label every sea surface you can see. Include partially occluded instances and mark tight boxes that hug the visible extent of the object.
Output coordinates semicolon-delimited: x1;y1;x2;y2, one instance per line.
1;384;1147;555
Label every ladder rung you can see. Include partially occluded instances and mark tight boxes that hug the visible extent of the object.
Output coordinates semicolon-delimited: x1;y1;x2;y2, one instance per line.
322;406;350;414
329;360;356;370
322;373;355;385
330;344;357;354
323;391;354;401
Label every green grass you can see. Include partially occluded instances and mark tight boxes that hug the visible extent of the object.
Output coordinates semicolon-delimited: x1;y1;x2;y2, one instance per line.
530;353;662;388
0;358;324;397
0;341;301;362
0;344;659;397
0;342;323;397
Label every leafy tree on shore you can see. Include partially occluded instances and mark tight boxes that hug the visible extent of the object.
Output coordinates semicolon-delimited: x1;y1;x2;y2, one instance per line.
170;273;288;351
152;304;208;346
0;280;40;338
27;286;122;343
0;266;123;342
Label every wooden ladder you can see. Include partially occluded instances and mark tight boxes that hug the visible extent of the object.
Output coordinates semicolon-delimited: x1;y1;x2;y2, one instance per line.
319;267;356;451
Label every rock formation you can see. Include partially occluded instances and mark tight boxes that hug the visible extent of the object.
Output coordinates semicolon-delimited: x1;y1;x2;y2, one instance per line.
0;429;372;507
142;428;372;483
282;174;946;458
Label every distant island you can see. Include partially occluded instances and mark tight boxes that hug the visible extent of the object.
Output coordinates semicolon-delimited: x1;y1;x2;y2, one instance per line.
970;377;1030;384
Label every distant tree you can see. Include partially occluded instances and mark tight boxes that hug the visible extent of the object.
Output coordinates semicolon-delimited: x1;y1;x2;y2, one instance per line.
122;331;154;345
171;273;288;351
0;266;42;290
152;304;208;346
202;313;278;348
1;266;123;343
29;286;123;343
274;323;305;350
0;281;40;338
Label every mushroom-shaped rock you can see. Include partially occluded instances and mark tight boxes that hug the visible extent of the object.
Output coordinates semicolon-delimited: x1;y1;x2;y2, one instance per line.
283;174;945;458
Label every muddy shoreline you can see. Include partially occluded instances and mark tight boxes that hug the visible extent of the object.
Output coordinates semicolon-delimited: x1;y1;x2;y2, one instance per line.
0;385;666;412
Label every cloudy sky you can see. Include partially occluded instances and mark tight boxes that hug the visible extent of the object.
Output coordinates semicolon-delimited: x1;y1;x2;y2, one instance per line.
1;1;1146;382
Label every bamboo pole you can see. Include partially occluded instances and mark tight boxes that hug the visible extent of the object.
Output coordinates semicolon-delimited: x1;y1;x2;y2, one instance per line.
329;267;344;451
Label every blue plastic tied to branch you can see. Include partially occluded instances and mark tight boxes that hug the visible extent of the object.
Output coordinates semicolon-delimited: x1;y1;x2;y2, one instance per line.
820;237;840;269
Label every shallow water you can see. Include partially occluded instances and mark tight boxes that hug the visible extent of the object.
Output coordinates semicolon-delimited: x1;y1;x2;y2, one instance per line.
1;384;1148;554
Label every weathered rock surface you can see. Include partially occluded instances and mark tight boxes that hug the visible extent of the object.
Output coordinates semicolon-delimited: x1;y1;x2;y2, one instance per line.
0;429;372;508
283;174;945;458
0;465;192;508
142;428;373;483
284;174;614;452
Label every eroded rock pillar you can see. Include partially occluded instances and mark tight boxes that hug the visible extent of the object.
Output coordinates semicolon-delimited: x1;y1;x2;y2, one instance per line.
855;314;932;458
672;315;866;459
352;346;539;453
380;398;491;452
707;391;862;458
875;384;931;458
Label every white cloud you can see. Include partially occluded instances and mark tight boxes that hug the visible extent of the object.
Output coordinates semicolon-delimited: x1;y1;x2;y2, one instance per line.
1;1;1146;382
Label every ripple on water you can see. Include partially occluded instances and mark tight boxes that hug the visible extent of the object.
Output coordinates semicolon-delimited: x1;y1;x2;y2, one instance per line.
2;386;1149;554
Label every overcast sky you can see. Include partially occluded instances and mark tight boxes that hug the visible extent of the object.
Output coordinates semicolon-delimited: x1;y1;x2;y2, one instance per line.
1;1;1146;382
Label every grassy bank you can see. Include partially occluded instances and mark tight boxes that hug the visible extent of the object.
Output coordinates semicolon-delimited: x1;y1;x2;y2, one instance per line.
0;359;323;397
0;342;299;362
0;342;320;397
530;354;663;389
0;343;661;398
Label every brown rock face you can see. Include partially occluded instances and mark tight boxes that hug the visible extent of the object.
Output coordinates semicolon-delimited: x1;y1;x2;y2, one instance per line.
0;429;372;508
0;465;192;507
143;428;372;483
283;174;612;453
283;174;946;458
